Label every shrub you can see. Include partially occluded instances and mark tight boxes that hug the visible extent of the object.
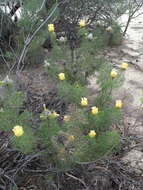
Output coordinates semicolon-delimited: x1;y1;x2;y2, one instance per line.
38;23;125;167
0;5;127;169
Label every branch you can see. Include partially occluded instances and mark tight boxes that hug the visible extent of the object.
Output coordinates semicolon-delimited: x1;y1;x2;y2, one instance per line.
65;172;88;188
16;1;60;73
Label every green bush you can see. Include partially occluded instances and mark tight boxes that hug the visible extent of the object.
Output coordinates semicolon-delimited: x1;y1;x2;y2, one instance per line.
39;24;124;166
0;17;126;169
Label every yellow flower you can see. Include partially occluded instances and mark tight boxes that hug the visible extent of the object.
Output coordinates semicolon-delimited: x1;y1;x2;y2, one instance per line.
68;135;75;142
12;125;24;137
58;73;65;80
110;69;118;78
79;19;86;27
48;24;55;32
120;62;128;70
63;115;70;122
115;100;123;108
88;130;96;138
81;97;88;106
91;106;99;115
49;111;59;118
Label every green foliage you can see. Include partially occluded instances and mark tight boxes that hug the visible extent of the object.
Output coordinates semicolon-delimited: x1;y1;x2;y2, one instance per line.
108;23;123;46
0;85;35;153
38;118;61;149
0;108;31;131
12;127;36;154
96;130;121;154
49;43;70;63
38;23;124;167
63;108;88;127
58;81;88;104
95;63;124;108
88;107;123;132
46;32;110;86
0;27;124;169
3;86;25;107
74;130;120;162
91;26;109;49
0;86;32;131
0;0;127;170
11;0;59;66
23;0;45;13
47;63;63;79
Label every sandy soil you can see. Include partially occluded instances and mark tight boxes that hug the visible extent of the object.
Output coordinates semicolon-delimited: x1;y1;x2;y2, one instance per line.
119;10;143;112
89;10;143;139
108;12;143;116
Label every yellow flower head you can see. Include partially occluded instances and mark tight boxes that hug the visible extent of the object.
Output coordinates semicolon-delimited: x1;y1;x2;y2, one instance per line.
58;73;65;80
12;125;24;137
49;111;59;118
68;135;75;142
48;24;55;32
63;115;70;122
115;100;123;108
110;69;118;78
91;106;99;115
88;130;96;138
120;62;128;70
81;97;88;106
79;19;86;27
